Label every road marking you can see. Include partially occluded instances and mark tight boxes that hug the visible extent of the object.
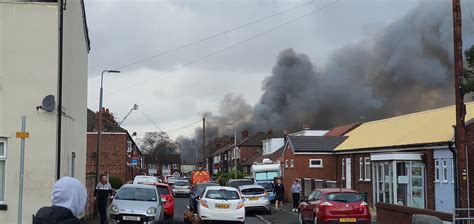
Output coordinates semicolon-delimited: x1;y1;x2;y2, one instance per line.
255;215;272;224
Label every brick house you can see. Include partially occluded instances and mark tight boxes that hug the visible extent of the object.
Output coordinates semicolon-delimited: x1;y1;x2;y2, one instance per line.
212;144;233;174
281;135;347;200
235;131;269;173
86;108;142;216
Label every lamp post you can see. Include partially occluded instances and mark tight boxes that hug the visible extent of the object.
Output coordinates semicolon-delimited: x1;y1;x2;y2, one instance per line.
95;70;120;186
227;124;238;179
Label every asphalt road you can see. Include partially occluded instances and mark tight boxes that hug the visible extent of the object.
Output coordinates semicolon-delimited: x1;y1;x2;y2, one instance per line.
172;196;266;224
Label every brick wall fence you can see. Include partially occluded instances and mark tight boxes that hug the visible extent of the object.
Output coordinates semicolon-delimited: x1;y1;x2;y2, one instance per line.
376;203;452;224
85;173;96;218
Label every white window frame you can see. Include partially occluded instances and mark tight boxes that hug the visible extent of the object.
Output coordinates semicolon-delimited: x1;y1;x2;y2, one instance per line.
442;159;448;183
127;141;132;152
285;160;289;168
359;157;363;180
364;157;371;181
342;159;345;180
290;159;294;168
434;159;440;182
309;159;323;168
0;139;6;204
450;158;455;183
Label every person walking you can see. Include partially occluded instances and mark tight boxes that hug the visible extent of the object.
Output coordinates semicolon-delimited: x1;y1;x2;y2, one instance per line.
95;175;113;224
274;179;285;211
291;178;302;212
33;176;87;224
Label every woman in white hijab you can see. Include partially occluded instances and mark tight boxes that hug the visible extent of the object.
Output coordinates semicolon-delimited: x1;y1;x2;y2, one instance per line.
33;176;87;224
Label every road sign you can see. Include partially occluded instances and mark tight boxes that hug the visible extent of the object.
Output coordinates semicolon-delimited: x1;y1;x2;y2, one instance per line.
16;132;29;139
131;159;138;166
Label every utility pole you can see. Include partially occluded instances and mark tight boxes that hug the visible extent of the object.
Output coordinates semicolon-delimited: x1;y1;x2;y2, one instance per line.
452;0;468;209
202;117;206;170
192;139;196;169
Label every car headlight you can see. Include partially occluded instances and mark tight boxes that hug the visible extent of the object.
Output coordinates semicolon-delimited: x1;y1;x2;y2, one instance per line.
111;204;119;213
147;207;157;214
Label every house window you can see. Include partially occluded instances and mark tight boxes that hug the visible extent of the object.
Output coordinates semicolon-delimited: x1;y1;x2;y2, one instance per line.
127;141;132;152
0;140;5;203
172;164;178;169
342;159;345;180
435;160;440;182
285;160;289;168
309;159;323;168
451;158;455;183
224;153;228;160
442;159;448;183
163;164;170;170
290;159;294;168
364;157;371;181
359;157;363;180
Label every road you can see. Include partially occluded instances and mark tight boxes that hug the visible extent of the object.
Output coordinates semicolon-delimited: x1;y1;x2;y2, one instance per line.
173;196;268;224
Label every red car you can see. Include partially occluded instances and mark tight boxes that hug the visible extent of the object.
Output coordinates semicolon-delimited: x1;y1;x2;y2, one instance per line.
298;188;370;224
151;183;174;220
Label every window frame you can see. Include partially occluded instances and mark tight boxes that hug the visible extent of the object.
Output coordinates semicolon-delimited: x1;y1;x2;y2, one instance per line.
434;159;440;182
285;160;289;168
309;159;323;168
450;158;455;183
442;159;448;183
342;159;345;180
290;159;294;168
359;157;363;180
0;139;6;204
364;157;371;181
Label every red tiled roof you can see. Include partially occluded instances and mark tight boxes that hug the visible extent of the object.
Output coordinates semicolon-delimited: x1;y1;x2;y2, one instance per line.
324;123;361;137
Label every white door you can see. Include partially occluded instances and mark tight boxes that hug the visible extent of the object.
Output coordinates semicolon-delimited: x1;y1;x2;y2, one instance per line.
346;158;352;189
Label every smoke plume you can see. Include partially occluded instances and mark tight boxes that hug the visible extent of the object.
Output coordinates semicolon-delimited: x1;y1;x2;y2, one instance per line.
177;1;474;163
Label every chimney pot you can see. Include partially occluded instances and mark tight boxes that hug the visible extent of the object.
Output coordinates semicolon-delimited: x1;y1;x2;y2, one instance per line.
241;129;249;140
267;129;274;136
303;124;310;130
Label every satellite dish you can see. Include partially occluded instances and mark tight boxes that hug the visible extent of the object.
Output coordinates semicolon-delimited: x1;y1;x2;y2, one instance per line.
41;95;56;112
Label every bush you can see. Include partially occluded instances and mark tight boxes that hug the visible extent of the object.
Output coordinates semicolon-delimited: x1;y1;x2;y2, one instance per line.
109;176;123;189
216;170;245;186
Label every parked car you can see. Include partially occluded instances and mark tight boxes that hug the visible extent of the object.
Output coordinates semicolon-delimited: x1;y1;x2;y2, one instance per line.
227;179;254;189
189;182;219;213
152;183;174;220
257;182;275;201
172;180;192;196
108;184;165;224
298;188;371;224
133;175;160;185
197;186;245;223
238;185;271;214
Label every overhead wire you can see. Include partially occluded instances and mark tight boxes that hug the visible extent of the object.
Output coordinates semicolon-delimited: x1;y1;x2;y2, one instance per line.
139;110;163;132
89;0;340;102
167;119;203;133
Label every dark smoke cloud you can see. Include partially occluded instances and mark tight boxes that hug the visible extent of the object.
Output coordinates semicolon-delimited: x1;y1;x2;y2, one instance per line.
177;1;474;163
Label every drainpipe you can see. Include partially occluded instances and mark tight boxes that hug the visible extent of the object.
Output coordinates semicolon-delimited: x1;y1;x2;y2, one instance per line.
449;141;459;209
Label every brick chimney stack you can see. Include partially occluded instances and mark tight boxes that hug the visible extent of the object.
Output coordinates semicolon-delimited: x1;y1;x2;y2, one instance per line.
241;129;249;140
267;129;274;136
303;124;310;130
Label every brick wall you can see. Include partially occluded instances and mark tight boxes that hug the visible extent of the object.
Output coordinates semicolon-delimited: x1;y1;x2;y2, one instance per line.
376;203;452;224
465;122;474;207
335;154;374;206
85;174;96;218
424;149;436;210
240;146;262;165
282;145;337;201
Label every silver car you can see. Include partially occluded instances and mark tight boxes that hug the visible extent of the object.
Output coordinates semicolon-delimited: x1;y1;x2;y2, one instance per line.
238;185;271;214
172;180;191;196
108;184;164;224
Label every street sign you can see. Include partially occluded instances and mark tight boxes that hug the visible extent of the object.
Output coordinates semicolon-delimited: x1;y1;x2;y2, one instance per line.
16;132;30;139
131;159;138;166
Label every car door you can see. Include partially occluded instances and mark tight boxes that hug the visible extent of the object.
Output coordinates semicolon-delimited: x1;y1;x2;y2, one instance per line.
303;190;321;221
300;190;318;221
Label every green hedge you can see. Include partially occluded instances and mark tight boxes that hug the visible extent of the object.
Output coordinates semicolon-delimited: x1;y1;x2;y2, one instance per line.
216;170;244;186
109;176;123;189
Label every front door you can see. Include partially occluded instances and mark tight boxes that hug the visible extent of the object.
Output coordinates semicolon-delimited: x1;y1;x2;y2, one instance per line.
345;158;352;189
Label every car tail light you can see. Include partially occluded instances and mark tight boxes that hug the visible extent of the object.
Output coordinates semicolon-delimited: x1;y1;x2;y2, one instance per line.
320;201;334;206
237;201;244;209
200;199;209;208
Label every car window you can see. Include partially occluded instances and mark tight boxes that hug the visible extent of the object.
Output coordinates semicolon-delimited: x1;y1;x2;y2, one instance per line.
115;187;157;201
325;193;362;203
258;182;274;191
156;186;170;195
175;181;190;186
308;190;320;201
196;184;218;196
228;180;254;188
205;189;240;200
241;188;265;195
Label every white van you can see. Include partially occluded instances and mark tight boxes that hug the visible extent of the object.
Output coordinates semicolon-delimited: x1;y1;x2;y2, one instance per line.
133;175;160;185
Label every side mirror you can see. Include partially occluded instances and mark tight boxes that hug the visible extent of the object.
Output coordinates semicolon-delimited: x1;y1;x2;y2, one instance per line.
196;196;201;200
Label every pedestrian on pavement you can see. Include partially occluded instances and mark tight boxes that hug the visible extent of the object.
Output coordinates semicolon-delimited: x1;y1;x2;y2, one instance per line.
291;178;302;212
95;174;113;224
274;179;285;211
33;176;87;224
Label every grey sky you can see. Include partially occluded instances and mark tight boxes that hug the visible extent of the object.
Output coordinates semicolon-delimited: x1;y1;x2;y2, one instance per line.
85;0;445;139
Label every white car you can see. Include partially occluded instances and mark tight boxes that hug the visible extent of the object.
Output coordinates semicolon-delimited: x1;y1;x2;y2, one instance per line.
239;185;271;214
172;180;191;196
197;186;245;223
133;175;160;185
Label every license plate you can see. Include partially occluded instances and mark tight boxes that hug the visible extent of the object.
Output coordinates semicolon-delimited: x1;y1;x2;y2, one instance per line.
249;197;259;201
123;216;141;221
215;203;230;209
339;218;357;222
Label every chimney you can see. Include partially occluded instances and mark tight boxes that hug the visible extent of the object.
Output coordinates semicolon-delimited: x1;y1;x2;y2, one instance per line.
267;129;274;136
241;129;249;140
303;124;310;130
283;130;289;143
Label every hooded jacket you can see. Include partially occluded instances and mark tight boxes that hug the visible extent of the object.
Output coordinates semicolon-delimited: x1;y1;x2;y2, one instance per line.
33;177;87;224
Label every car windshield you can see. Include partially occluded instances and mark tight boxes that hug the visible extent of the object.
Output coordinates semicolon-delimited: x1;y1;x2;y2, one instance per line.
134;177;156;184
174;181;189;186
115;187;157;201
255;171;278;181
241;188;265;195
229;180;254;189
258;182;274;191
325;193;362;203
156;186;170;195
205;189;240;200
196;184;219;196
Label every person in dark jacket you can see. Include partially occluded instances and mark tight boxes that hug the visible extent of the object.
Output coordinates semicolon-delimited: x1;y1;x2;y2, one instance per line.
95;175;113;224
274;179;285;211
33;176;87;224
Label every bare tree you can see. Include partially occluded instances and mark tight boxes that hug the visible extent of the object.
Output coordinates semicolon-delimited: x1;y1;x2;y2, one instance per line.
140;131;179;175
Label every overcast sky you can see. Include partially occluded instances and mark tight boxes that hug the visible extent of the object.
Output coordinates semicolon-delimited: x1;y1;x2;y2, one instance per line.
85;0;429;139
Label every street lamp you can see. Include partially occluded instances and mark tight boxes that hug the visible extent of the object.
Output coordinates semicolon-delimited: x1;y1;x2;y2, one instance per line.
95;70;120;186
227;124;238;179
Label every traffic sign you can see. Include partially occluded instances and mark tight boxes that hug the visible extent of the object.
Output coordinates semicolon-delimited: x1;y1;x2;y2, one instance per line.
131;159;138;166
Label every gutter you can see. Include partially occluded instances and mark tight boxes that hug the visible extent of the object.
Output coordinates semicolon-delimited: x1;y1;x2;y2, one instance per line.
449;141;459;209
